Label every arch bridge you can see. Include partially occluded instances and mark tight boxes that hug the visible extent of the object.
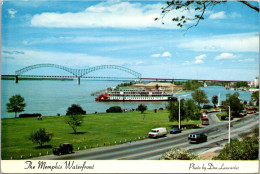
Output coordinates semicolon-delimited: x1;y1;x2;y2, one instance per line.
14;64;142;84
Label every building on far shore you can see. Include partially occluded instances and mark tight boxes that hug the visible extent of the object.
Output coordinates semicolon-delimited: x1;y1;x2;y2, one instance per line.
248;77;259;88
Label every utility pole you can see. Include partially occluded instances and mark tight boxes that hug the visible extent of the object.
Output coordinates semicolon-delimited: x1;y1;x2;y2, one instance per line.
178;98;181;129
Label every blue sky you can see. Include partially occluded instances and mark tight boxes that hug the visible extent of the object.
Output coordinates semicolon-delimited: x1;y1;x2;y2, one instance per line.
1;0;259;80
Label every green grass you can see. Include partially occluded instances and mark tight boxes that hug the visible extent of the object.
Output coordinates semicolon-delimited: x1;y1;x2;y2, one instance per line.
2;110;200;160
216;112;228;121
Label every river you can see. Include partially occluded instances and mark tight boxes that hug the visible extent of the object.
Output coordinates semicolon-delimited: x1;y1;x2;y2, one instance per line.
1;79;253;118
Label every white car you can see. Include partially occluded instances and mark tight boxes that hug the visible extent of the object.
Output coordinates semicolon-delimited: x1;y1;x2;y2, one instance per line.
148;127;167;138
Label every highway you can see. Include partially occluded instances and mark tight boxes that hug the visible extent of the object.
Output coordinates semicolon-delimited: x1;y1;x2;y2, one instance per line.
34;112;259;160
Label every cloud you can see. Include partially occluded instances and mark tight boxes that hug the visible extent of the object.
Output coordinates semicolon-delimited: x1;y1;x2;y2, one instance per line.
183;61;191;65
239;58;255;62
230;12;242;18
194;54;206;64
30;2;164;28
183;54;206;65
151;53;161;58
8;9;17;18
215;53;237;60
23;36;137;45
2;48;131;68
178;33;259;52
208;11;226;19
3;50;25;55
151;51;171;58
161;52;171;57
136;61;145;65
30;1;197;29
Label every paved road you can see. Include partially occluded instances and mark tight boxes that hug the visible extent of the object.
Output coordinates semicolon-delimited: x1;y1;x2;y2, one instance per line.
34;113;259;160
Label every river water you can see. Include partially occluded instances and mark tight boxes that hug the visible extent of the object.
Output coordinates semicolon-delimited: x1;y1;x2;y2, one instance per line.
1;79;253;118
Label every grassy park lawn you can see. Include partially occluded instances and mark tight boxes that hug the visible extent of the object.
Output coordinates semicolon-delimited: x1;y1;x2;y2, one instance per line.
2;110;200;160
216;112;228;121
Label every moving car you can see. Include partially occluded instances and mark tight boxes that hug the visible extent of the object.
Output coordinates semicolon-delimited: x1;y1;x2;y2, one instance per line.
188;133;207;144
53;143;73;155
169;127;182;134
148;127;167;138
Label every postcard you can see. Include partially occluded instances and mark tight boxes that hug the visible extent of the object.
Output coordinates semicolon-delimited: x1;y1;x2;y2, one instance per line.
1;0;259;173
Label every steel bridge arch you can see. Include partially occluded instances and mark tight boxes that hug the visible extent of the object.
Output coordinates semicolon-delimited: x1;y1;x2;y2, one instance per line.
15;63;141;78
80;65;141;78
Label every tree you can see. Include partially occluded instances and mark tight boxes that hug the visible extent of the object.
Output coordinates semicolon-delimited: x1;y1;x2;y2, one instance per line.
66;104;86;115
251;91;259;106
6;94;26;118
156;1;259;30
65;115;84;134
29;128;53;147
167;99;200;125
221;92;244;117
191;90;209;107
183;80;201;90
167;99;185;124
137;104;147;114
212;95;218;108
184;99;200;121
232;82;249;88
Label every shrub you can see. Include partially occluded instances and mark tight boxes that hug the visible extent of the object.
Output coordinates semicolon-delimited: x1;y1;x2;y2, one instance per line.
213;126;259;160
159;148;199;160
29;128;53;147
106;106;122;113
202;105;212;109
213;137;259;160
19;113;41;118
66;104;86;115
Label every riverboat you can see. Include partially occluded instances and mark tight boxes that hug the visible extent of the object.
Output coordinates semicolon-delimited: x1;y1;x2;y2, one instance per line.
95;87;177;101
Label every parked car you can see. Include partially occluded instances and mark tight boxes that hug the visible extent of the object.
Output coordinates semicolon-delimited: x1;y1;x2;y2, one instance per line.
188;133;207;144
221;116;233;120
148;127;167;138
202;113;208;118
169;127;182;134
247;110;254;114
239;112;247;117
53;143;73;155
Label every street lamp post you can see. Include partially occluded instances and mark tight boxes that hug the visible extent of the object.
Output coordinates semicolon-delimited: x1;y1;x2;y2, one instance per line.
228;106;231;143
178;98;181;129
220;105;231;143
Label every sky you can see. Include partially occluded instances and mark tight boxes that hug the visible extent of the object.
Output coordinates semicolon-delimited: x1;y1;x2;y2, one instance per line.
1;0;259;80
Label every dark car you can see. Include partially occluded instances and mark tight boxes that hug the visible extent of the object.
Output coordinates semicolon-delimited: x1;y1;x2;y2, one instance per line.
169;127;182;134
53;143;73;155
221;116;234;120
188;133;207;144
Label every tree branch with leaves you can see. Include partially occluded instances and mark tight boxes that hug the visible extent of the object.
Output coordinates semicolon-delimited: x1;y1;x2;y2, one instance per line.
156;0;259;30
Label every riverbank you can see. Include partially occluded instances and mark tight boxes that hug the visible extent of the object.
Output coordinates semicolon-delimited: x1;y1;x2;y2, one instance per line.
133;82;183;94
1;110;200;160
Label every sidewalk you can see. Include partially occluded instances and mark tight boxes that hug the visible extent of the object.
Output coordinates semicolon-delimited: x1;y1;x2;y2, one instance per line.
199;147;223;160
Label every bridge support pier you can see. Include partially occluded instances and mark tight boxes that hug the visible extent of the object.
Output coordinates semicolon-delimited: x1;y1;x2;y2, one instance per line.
77;77;80;85
14;75;19;83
